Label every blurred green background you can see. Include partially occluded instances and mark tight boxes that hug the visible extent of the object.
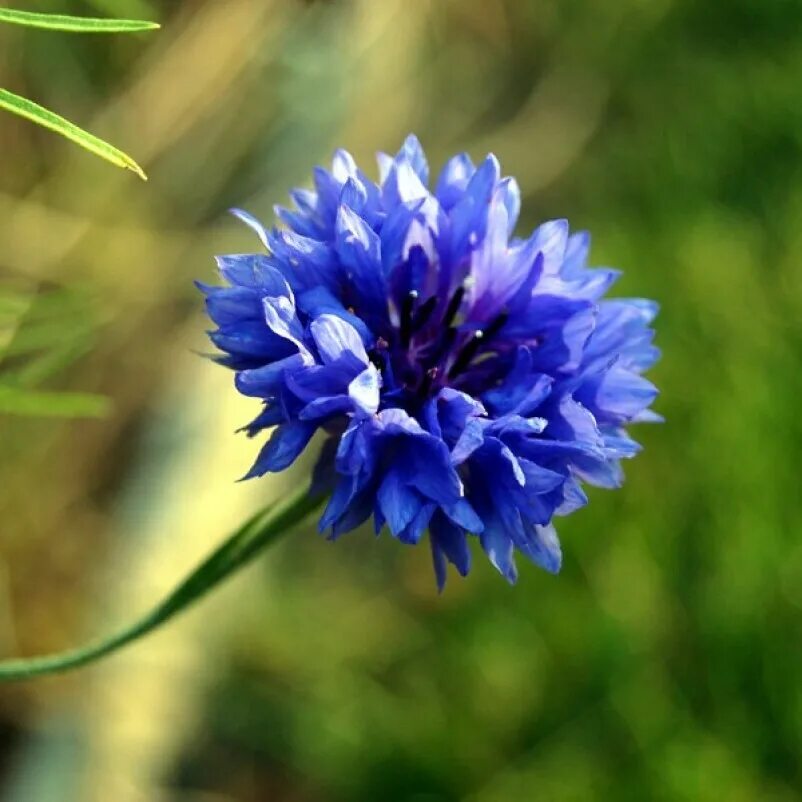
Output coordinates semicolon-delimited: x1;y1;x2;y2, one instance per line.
2;0;802;800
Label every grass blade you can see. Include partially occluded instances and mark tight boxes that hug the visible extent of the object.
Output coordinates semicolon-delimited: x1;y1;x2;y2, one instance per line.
0;8;159;33
0;387;111;418
0;88;147;180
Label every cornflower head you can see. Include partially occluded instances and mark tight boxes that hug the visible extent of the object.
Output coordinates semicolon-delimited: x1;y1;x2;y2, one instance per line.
199;136;660;588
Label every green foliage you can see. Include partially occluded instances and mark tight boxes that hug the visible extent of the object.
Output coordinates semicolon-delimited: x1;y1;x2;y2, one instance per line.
0;285;110;418
0;6;157;178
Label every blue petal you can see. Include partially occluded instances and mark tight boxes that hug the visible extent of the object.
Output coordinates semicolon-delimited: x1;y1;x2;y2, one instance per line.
383;160;429;208
275;204;320;238
263;294;305;349
633;409;664;424
584;299;659;369
555;476;589;515
267;228;338;293
602;430;643;459
480;520;518;583
482;436;526;487
578;366;658;423
335;203;381;268
430;512;472;590
334;205;388;320
313;166;341;223
395;134;429;186
544;396;605;453
230;208;269;248
442;498;484;533
435;152;474;210
340;176;368;214
235;353;308;397
200;285;263;326
448;154;500;261
331;488;376;538
310;314;369;365
421;398;442;439
531;219;569;280
239;403;285;437
299;395;355;421
376;151;394;184
348;366;380;415
468;193;524;320
210;322;294;362
378;470;421;535
290;187;318;217
319;475;361;532
376;407;426;436
510;298;596;374
331;149;359;183
572;453;625;489
336;417;378;477
518;458;565;494
242;420;315;478
487;414;548;439
506;251;544;316
497;177;520;236
436;387;486;442
482;348;553;417
450;419;486;465
215;254;287;292
563;231;591;276
405;441;464;504
518;522;562;573
296;286;372;344
381;200;440;288
287;357;362;402
397;503;435;545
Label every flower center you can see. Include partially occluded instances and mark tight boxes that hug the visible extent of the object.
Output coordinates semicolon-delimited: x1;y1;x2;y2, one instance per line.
369;285;512;408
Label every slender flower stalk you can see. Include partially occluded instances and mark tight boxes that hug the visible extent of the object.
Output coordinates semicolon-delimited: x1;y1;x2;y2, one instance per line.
0;490;323;681
201;136;661;588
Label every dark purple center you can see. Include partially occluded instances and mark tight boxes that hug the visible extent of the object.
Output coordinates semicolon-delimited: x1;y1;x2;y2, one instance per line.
368;284;514;409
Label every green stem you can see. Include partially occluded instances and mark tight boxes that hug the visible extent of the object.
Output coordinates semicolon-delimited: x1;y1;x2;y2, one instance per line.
0;490;324;681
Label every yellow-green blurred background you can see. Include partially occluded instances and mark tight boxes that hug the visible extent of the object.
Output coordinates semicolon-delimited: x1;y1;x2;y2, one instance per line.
2;0;802;799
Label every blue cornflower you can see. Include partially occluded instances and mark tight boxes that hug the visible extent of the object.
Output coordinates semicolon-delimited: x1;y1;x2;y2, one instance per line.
199;136;660;588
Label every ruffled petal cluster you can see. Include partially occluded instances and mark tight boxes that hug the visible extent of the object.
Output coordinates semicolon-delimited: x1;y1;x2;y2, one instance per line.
200;136;660;587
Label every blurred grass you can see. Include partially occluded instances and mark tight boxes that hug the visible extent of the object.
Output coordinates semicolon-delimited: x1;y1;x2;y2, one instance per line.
0;0;801;800
0;284;111;418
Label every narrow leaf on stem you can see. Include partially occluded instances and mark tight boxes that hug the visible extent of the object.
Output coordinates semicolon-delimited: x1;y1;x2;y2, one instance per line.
0;9;159;33
0;88;147;179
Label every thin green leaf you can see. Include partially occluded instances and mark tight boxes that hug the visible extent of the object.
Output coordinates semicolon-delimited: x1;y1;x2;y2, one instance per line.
0;490;324;681
0;88;147;180
10;339;94;389
0;320;95;359
0;8;159;33
0;285;106;409
0;286;93;324
0;386;111;417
